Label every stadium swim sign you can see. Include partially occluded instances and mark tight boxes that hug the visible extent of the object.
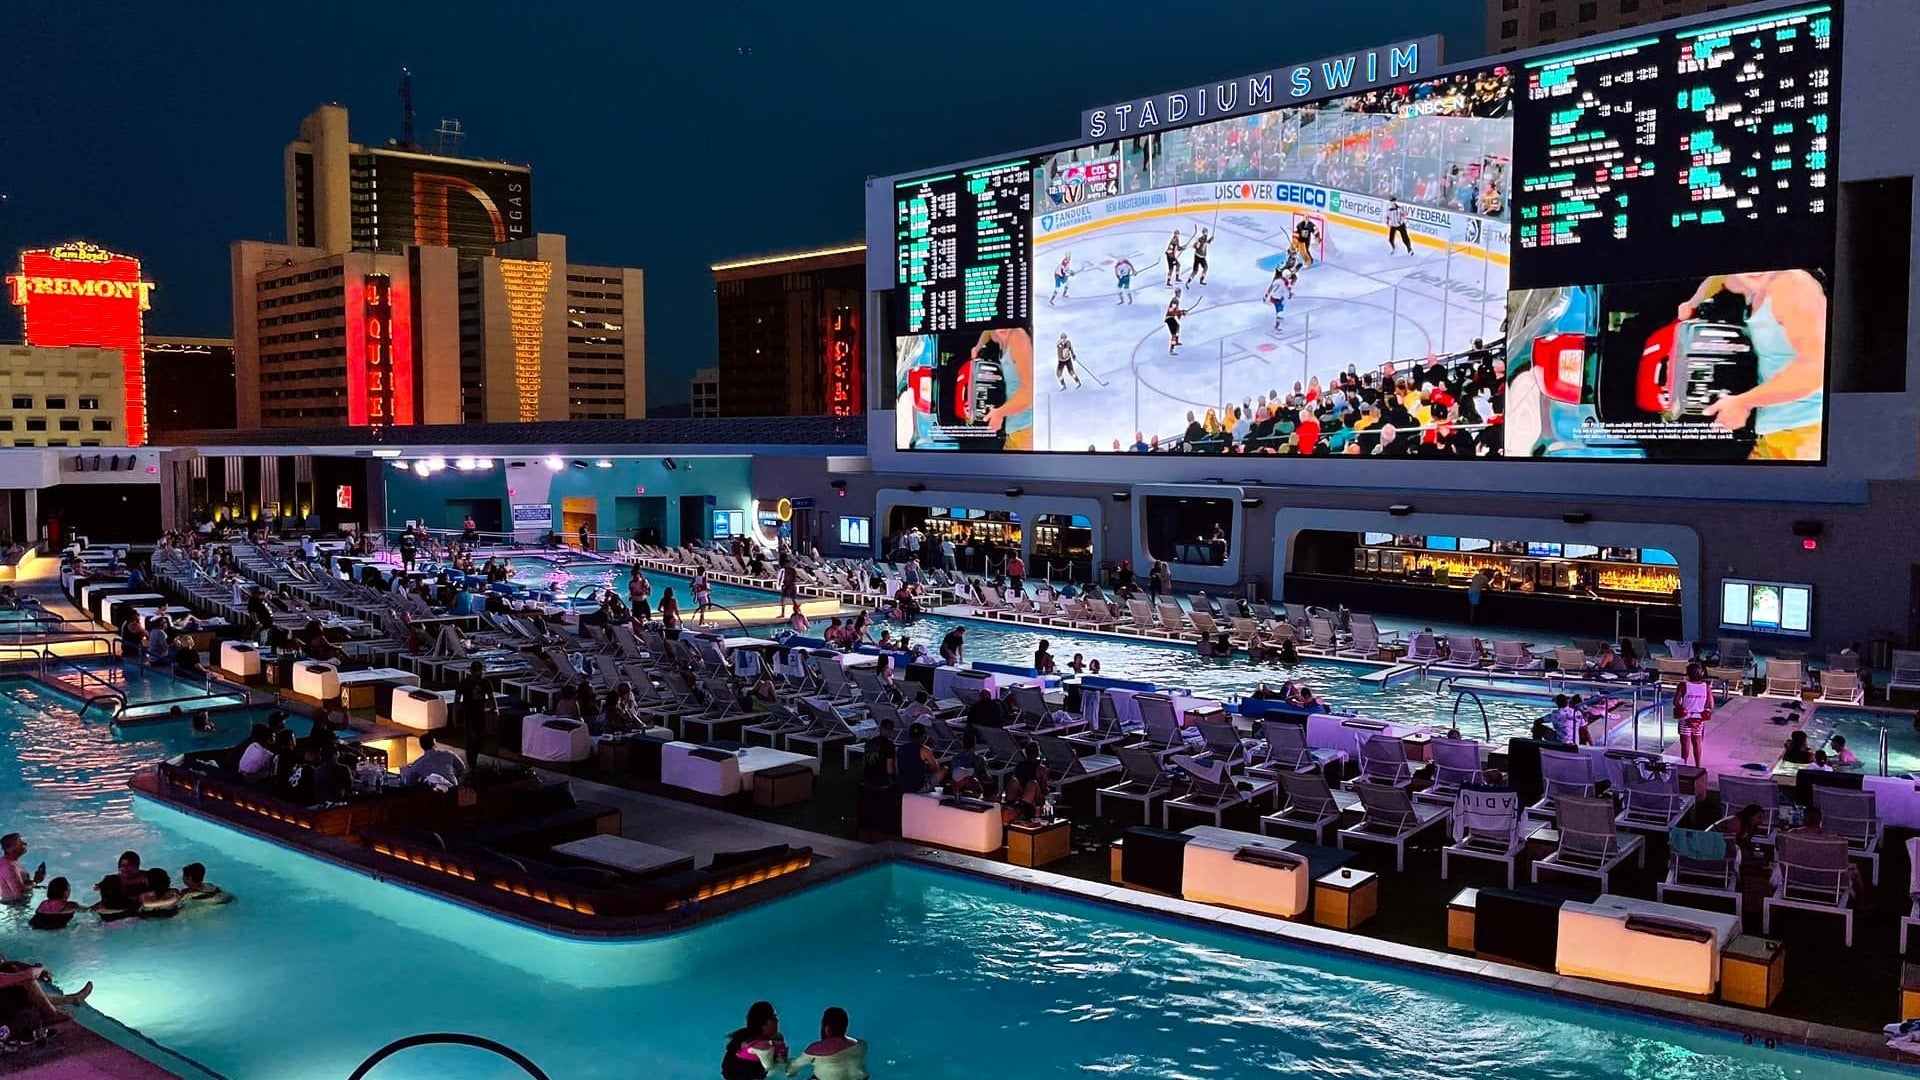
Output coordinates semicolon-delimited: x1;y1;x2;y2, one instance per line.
1081;36;1441;140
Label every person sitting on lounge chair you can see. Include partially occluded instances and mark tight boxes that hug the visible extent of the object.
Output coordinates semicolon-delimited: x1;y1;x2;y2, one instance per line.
1001;742;1050;823
398;734;466;789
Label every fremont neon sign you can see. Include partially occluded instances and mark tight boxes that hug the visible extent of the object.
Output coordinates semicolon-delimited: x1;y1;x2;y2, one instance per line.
6;241;156;445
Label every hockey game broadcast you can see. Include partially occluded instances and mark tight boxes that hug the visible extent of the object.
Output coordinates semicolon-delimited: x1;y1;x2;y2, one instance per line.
892;2;1838;464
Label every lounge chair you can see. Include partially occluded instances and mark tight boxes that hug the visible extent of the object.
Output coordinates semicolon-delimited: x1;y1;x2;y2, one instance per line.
1350;734;1415;790
1659;827;1742;916
1552;646;1589;674
1763;831;1855;946
1715;775;1779;845
1760;659;1804;700
1531;794;1644;893
1652;657;1690;691
1812;786;1882;885
1338;781;1451;871
1442;786;1527;888
1529;748;1601;821
1133;694;1189;759
1405;632;1441;664
1491;640;1543;672
1262;770;1360;844
1443;634;1484;666
1035;734;1120;787
1419;737;1484;805
1338;624;1387;661
1247;720;1346;779
1195;719;1254;770
1065;690;1132;753
1163;754;1275;828
1717;638;1753;674
1817;669;1864;705
1097;747;1175;824
1888;650;1920;698
1614;760;1695;835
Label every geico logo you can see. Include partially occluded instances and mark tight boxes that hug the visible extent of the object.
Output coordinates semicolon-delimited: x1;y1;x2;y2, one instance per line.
1210;182;1327;207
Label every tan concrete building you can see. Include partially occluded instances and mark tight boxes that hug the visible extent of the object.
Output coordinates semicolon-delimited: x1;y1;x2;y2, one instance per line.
233;234;643;429
461;234;646;423
1489;0;1739;52
230;241;461;429
0;346;127;447
285;105;532;257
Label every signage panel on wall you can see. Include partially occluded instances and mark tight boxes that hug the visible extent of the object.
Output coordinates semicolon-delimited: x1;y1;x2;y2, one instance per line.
889;4;1839;467
6;240;156;445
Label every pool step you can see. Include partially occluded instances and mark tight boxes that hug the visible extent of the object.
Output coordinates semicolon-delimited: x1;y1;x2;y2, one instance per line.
1359;663;1425;690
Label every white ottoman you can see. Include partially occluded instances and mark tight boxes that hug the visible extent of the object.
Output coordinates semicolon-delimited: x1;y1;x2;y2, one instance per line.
390;688;450;732
292;661;341;701
219;641;263;679
901;792;1004;854
1556;895;1741;996
520;714;591;763
661;740;743;795
1180;825;1310;918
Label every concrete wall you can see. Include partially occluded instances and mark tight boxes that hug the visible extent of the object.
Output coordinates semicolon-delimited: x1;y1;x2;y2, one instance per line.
380;456;754;548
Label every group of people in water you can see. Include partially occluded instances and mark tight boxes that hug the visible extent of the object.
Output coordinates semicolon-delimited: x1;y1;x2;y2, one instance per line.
3;837;226;928
723;1001;867;1079
1;836;227;1042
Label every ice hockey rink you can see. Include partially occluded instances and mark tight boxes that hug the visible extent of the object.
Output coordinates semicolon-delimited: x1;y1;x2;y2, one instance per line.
1030;205;1508;452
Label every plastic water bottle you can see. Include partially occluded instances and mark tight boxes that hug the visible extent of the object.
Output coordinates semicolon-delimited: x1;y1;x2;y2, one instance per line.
1041;793;1056;824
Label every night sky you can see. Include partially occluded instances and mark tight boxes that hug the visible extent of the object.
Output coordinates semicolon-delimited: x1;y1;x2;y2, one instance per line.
0;0;1483;408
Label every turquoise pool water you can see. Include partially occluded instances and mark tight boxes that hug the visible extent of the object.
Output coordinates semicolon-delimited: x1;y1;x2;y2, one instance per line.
44;660;252;720
504;556;766;611
1803;707;1920;777
0;678;1896;1078
838;611;1556;743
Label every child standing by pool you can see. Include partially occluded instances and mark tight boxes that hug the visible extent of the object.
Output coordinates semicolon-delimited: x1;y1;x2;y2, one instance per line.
692;570;713;624
1675;662;1713;767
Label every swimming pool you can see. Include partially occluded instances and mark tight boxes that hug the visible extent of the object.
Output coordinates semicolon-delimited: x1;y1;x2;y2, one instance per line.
869;612;1559;742
503;556;767;612
1801;706;1920;777
0;681;1901;1078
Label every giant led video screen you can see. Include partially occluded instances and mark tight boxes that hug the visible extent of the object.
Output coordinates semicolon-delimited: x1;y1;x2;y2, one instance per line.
891;2;1839;464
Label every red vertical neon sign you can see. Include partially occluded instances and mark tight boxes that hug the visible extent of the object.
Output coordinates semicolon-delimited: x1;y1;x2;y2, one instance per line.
823;304;861;417
347;272;414;428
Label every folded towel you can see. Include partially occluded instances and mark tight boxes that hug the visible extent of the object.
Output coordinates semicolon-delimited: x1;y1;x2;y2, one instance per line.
1670;827;1731;863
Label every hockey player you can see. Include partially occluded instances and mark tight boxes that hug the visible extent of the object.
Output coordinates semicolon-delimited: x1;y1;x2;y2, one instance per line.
1048;253;1075;306
1290;216;1319;270
1054;332;1083;390
1186;228;1213;285
1113;256;1136;304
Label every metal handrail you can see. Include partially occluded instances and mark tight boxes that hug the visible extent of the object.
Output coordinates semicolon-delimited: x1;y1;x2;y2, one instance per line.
1450;688;1492;743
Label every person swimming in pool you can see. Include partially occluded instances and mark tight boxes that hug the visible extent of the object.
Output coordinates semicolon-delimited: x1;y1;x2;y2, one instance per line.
180;862;228;903
722;1000;787;1078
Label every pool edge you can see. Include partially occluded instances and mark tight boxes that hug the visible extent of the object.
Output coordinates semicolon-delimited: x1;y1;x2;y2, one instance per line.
884;842;1904;1069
